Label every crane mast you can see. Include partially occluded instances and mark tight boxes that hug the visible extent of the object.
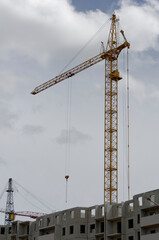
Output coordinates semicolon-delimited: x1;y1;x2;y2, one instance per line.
31;14;130;204
105;14;120;203
5;178;14;225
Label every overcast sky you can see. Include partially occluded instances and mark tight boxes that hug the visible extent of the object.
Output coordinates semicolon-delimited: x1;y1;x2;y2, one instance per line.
0;0;159;223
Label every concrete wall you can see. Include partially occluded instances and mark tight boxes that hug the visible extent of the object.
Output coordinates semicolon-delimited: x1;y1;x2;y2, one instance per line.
1;189;159;240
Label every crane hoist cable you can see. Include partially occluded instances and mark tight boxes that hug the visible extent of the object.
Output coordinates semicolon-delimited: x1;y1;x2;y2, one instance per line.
120;49;126;201
59;18;110;74
65;77;72;203
14;180;54;212
63;17;109;203
126;47;130;200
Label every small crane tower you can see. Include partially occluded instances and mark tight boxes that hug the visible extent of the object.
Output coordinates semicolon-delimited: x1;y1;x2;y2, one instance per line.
31;14;130;204
5;178;14;225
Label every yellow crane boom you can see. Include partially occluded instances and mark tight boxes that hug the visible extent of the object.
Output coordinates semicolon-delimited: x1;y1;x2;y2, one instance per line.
31;42;129;96
31;14;130;204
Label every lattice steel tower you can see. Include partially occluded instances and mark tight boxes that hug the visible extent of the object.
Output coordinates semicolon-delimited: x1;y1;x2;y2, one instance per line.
104;15;120;203
5;178;15;225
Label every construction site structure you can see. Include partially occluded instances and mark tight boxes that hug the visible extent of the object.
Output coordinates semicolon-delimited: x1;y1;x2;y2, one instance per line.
1;179;46;225
0;189;159;240
31;14;130;204
4;179;14;225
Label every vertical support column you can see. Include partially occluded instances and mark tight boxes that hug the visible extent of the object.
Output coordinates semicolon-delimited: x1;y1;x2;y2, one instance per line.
104;14;121;204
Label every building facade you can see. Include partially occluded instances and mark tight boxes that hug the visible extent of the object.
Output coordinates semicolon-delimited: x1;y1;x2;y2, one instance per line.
0;189;159;240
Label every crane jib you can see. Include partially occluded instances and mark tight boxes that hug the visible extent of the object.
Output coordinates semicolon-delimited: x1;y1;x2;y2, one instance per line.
31;41;129;95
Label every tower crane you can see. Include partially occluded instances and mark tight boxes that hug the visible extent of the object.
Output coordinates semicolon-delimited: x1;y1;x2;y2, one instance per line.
31;14;130;204
0;178;46;225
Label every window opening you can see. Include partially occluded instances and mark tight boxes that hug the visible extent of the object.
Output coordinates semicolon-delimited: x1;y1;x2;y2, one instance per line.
118;206;122;216
90;224;95;233
128;219;133;228
138;197;142;206
137;214;140;224
80;225;85;233
128;202;133;212
39;219;42;227
8;227;11;234
56;216;59;225
102;206;104;216
129;237;134;240
70;210;74;219
63;212;66;221
47;218;50;226
80;210;85;218
1;228;5;235
62;227;66;236
69;226;74;234
91;208;95;217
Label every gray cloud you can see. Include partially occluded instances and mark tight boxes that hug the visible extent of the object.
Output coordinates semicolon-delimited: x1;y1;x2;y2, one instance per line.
22;125;45;135
0;157;7;166
0;101;17;130
55;127;92;145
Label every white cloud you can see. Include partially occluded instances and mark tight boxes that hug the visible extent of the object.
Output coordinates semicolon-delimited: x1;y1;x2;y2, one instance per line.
118;0;159;51
0;0;107;66
130;75;159;101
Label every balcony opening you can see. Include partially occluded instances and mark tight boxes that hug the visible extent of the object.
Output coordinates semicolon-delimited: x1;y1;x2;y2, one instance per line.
101;222;104;232
117;222;121;233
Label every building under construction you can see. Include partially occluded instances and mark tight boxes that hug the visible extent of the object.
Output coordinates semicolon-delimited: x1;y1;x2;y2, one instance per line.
0;189;159;240
0;12;158;240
